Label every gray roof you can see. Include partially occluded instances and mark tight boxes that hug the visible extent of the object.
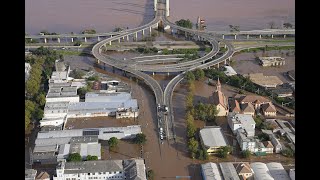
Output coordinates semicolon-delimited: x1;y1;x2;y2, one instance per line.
200;126;228;148
57;144;70;159
266;163;290;180
250;162;274;180
63;160;123;174
201;163;223;180
70;136;99;144
85;92;132;102
219;162;240;180
33;152;57;161
123;159;147;180
35;137;72;146
47;86;78;98
229;113;255;137
40;125;63;132
69;143;101;158
25;169;37;180
33;145;58;153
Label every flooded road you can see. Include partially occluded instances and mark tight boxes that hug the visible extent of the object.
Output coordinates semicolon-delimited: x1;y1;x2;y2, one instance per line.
26;0;294;34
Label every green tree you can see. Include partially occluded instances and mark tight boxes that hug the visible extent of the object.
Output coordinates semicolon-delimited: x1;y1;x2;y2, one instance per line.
69;69;85;79
188;82;196;94
36;93;46;107
114;27;124;32
254;116;263;129
25;110;31;131
86;155;98;161
203;150;209;160
197;150;204;160
33;107;44;120
67;153;82;162
194;68;205;81
74;41;82;46
217;146;232;158
281;149;294;157
283;23;293;29
175;19;193;29
134;133;147;144
186;119;196;138
241;150;251;158
185;71;195;82
147;169;155;180
188;138;199;157
86;75;99;81
25;100;36;113
108;137;119;148
185;92;194;110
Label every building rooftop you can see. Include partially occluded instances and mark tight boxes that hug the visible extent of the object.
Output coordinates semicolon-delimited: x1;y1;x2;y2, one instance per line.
123;159;147;180
238;95;271;104
241;103;255;113
85;92;132;102
47;86;78;98
57;144;71;159
36;171;50;180
40;125;63;132
70;136;99;144
25;169;37;180
250;162;274;180
212;91;228;109
55;60;67;72
229;99;241;113
245;73;283;88
63;160;123;174
266;162;290;180
263;141;274;148
33;145;58;153
234;162;252;175
200;126;228;148
69;143;101;158
201;163;223;180
228;112;255;136
35;137;72;146
224;65;237;76
261;103;277;113
219;162;240;180
272;88;293;95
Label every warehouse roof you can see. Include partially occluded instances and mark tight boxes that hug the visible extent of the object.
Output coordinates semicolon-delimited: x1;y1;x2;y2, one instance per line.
250;162;274;180
266;162;290;180
201;163;223;180
200;126;228;148
63;160;123;174
219;162;240;180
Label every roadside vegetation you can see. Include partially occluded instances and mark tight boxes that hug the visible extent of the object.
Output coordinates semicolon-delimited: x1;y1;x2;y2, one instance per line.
175;19;193;29
81;29;96;34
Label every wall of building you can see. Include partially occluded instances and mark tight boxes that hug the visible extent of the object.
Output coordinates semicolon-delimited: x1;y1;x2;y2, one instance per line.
216;104;228;116
40;119;64;127
46;97;79;103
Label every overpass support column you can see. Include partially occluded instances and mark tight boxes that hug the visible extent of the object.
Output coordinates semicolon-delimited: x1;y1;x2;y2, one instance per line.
135;32;138;41
222;35;225;39
247;35;249;39
185;32;187;38
224;44;227;49
118;38;121;43
84;37;87;43
259;34;262;39
109;41;112;45
71;38;74;42
228;57;231;61
44;38;47;44
149;27;152;35
271;34;274;38
110;35;113;38
234;34;237;40
97;36;100;41
217;63;219;68
152;72;155;76
171;28;174;35
57;38;60;43
224;59;227;65
167;72;170;76
96;59;100;64
99;48;102;54
126;35;129;41
284;34;286;38
142;29;145;36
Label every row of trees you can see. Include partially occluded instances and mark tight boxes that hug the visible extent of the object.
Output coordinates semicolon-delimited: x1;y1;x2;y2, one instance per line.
25;47;62;132
67;153;98;162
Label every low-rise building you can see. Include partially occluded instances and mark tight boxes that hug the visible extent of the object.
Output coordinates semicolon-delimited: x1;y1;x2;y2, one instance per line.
224;65;237;76
236;129;256;152
258;57;285;67
262;141;274;154
200;126;229;154
270;134;282;153
219;162;240;180
266;162;290;180
25;169;37;180
201;163;223;180
244;73;283;89
289;169;295;180
46;86;79;103
234;162;253;180
272;88;293;97
250;162;274;180
53;159;147;180
229;99;241;113
85;92;132;103
227;113;256;136
40;101;70;127
212;78;229;116
241;103;255;116
261;103;277;117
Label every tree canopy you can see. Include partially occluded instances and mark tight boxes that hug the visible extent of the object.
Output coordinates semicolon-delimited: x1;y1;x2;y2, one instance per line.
108;137;119;148
86;155;98;161
134;133;147;144
193;68;205;80
175;19;193;29
67;153;82;162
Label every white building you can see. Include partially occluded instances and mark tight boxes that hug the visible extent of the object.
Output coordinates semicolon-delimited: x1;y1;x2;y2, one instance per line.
199;126;229;154
25;169;37;180
201;163;223;180
46;86;79;103
224;65;237;76
289;169;295;180
250;162;274;180
25;62;32;82
227;113;256;136
53;159;147;180
40;101;70;127
236;129;256;152
266;162;290;180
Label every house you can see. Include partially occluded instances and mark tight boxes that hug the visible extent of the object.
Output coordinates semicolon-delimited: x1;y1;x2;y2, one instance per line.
241;103;255;116
229;99;241;113
261;103;277;116
244;73;283;89
25;169;37;180
250;162;274;180
234;163;253;180
201;163;223;180
35;171;50;180
53;159;147;180
266;162;290;180
199;126;229;154
212;78;229;116
270;134;282;153
262;141;274;154
219;162;240;180
272;88;293;97
258;57;285;67
227;112;256;136
238;95;271;110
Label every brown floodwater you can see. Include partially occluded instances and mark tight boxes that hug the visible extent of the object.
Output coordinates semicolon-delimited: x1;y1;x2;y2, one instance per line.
25;0;294;34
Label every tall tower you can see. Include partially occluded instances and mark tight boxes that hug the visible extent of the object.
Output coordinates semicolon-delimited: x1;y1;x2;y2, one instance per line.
216;77;221;92
166;0;170;17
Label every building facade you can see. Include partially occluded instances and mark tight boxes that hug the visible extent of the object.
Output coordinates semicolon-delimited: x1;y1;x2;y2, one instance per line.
212;78;228;116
